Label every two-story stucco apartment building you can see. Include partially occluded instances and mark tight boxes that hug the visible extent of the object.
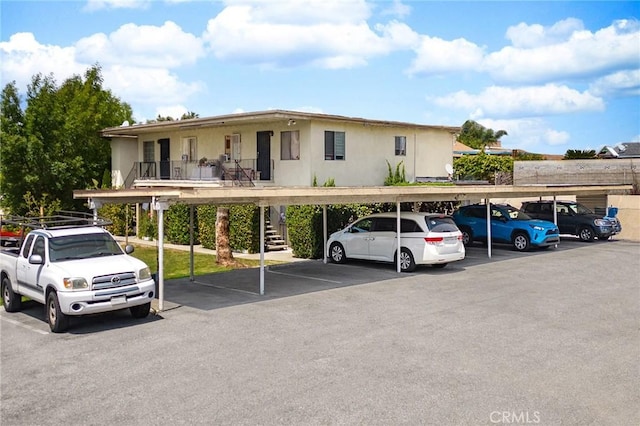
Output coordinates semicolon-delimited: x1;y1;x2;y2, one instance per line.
103;110;460;189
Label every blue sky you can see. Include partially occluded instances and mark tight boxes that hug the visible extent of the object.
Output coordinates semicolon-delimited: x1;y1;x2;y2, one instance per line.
1;0;638;155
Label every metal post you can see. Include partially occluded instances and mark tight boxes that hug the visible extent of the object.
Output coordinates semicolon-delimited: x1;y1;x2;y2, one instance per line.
157;203;165;311
486;199;492;259
189;205;194;281
323;206;328;264
396;201;401;273
553;196;558;248
259;205;265;296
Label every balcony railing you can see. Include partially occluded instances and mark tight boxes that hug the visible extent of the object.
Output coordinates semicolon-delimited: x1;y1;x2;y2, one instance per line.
126;159;273;188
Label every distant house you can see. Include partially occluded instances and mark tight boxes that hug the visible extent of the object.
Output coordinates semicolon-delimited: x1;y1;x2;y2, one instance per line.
597;142;640;159
102;110;460;188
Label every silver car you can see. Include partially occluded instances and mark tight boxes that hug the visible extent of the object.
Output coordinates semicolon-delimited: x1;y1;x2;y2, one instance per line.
327;212;465;272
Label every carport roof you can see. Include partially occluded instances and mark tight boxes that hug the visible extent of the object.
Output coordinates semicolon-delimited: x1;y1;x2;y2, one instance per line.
74;183;633;207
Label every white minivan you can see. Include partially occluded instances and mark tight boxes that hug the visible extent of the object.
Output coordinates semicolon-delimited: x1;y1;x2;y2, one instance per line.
327;212;465;272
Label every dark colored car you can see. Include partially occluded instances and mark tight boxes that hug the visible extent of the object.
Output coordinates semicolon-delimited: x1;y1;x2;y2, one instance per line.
521;200;620;242
452;203;560;252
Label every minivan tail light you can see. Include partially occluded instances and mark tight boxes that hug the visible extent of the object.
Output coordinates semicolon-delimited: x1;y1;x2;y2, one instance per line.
425;236;444;245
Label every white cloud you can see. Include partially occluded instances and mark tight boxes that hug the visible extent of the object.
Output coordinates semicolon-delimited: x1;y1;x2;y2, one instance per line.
0;31;204;117
104;64;204;106
433;84;604;119
590;69;640;97
484;19;640;83
407;36;485;75
479;118;570;150
380;0;411;18
505;18;584;48
202;1;413;69
84;0;151;11
155;105;189;119
76;21;204;68
0;33;84;88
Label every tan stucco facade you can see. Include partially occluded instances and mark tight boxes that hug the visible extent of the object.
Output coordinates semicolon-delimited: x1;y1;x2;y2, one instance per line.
106;110;458;188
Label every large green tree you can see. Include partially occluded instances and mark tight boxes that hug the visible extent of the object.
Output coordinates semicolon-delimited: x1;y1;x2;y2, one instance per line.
457;120;508;150
0;65;133;215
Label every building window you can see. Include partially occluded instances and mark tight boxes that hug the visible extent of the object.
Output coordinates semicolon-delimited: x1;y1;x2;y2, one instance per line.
143;141;154;162
225;134;241;161
324;131;345;160
395;136;406;156
281;131;300;160
182;137;197;161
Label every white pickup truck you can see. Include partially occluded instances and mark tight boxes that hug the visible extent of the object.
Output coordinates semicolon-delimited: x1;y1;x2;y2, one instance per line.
0;213;156;332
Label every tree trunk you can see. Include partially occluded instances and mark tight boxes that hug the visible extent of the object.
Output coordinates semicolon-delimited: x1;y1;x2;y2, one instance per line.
215;208;246;268
215;207;237;266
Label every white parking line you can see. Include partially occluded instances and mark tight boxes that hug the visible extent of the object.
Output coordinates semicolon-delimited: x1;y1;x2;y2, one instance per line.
267;268;343;284
0;315;49;335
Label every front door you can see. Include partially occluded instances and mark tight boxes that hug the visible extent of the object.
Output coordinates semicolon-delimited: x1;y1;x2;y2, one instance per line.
158;138;170;179
256;131;271;181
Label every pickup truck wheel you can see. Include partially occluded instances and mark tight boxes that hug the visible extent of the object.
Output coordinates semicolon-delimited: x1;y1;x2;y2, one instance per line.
578;226;595;242
47;292;69;333
512;232;531;252
130;302;151;319
2;276;22;312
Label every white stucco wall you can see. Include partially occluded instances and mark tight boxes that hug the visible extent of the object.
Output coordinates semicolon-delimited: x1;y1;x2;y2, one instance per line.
110;138;139;187
111;118;455;187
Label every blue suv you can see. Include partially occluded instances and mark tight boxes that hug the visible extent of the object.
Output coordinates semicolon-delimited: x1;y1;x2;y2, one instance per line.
452;203;560;251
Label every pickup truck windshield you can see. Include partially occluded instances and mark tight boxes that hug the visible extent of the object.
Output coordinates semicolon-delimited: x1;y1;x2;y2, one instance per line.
49;233;124;262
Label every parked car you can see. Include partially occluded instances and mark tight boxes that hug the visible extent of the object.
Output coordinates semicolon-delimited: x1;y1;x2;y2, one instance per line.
521;200;621;242
327;212;465;272
452;203;560;252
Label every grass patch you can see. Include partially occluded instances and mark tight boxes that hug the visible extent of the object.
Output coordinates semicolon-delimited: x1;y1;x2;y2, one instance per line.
127;244;267;280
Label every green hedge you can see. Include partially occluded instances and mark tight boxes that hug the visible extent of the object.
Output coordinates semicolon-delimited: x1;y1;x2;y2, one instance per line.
164;204;198;245
196;204;261;253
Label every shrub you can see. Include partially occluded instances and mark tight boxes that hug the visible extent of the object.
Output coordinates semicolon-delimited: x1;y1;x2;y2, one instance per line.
165;204;198;245
197;205;217;249
98;203;134;236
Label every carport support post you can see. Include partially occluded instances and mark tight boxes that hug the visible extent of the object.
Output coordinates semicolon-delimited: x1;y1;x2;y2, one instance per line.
486;199;492;259
154;199;169;311
189;205;195;281
323;206;328;264
260;205;265;296
553;196;558;248
397;201;401;273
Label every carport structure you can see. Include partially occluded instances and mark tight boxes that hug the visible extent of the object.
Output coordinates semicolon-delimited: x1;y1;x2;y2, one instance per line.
74;184;632;311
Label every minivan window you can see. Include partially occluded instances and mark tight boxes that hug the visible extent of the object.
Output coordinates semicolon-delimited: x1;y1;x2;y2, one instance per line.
425;217;458;232
351;219;372;233
373;218;396;232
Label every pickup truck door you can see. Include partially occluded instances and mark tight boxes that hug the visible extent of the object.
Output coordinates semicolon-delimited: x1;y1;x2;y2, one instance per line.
16;235;46;300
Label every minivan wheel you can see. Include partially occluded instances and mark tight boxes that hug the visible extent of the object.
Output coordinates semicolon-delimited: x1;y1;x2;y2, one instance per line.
512;232;530;252
329;242;347;264
578;226;595;242
397;248;416;272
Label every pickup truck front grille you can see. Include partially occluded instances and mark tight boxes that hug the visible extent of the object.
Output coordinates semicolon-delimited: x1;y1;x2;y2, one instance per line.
92;272;137;290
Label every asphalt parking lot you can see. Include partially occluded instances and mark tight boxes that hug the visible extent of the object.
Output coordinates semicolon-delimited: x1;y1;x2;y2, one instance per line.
1;238;639;425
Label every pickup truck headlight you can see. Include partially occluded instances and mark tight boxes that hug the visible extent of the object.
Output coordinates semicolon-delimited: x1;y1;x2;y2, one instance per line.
530;225;545;231
594;219;607;226
139;267;152;281
63;277;89;290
